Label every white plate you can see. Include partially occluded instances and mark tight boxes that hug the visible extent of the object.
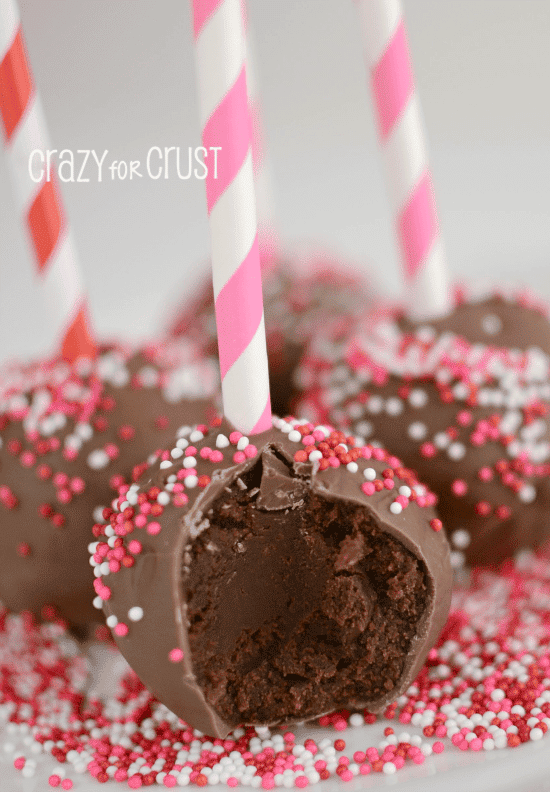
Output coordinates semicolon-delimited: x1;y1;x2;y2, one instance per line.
2;643;550;792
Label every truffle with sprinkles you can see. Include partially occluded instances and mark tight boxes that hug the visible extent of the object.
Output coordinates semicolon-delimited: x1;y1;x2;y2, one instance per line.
296;289;550;567
0;339;218;625
167;252;373;416
92;413;452;737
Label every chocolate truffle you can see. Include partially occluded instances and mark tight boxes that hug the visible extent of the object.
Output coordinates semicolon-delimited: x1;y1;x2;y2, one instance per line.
297;290;550;567
167;252;373;416
0;340;218;624
92;415;452;737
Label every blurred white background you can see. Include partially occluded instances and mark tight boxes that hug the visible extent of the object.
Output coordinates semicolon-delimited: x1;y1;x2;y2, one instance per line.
1;0;549;363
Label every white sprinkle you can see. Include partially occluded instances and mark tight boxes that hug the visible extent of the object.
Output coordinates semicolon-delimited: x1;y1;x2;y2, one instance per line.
87;449;110;470
106;615;118;628
530;728;544;741
128;607;144;622
92;597;103;610
288;430;302;442
308;450;323;462
171;447;184;459
355;420;372;437
76;422;93;441
448;442;466;460
184;475;198;488
519;484;536;503
409;388;428;408
452;529;471;549
386;397;403;415
346;462;358;473
408;421;427;441
190;430;204;443
157;492;170;506
237;436;249;451
177;437;189;450
390;502;402;515
184;457;197;469
434;431;450;449
177;426;192;438
399;486;411;498
160;460;172;469
382;762;396;774
482;313;503;335
367;395;384;414
363;468;376;481
216;434;230;448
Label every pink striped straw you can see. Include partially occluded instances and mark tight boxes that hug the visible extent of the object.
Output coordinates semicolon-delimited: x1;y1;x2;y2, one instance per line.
356;0;450;320
191;0;272;435
0;0;96;361
243;10;277;260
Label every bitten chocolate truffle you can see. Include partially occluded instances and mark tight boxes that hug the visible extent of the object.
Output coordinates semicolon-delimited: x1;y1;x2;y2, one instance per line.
297;290;550;567
92;415;452;738
167;252;373;416
0;340;217;624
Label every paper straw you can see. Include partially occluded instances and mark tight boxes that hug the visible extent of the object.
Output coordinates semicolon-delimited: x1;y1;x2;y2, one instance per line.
0;0;96;361
243;12;277;258
191;0;272;435
356;0;450;320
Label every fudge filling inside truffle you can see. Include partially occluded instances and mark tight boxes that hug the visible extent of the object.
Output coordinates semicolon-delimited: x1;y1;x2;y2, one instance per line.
183;446;429;727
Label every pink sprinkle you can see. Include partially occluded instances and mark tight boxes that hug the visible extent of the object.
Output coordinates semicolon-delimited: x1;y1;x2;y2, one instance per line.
128;540;142;554
147;521;161;535
227;779;238;788
200;447;212;459
169;648;184;663
114;623;128;637
233;452;246;463
163;775;177;787
48;776;61;788
70;477;85;493
383;478;395;490
229;431;242;445
61;781;73;791
295;776;309;788
245;444;258;458
210;450;224;463
433;741;445;753
128;775;143;789
451;479;468;496
362;482;375;496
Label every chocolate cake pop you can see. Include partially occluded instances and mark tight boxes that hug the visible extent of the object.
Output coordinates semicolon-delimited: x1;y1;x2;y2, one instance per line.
167;252;374;416
296;289;550;568
91;415;452;737
0;339;218;625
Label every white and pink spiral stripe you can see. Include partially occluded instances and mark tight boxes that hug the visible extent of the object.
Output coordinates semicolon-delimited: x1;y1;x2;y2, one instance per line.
0;0;95;362
192;0;271;435
357;0;450;320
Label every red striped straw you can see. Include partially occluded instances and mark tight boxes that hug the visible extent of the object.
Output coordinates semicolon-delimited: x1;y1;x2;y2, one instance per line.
191;0;272;434
0;0;96;361
356;0;450;320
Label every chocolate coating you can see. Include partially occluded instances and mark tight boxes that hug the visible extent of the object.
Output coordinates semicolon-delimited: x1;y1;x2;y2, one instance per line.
297;293;550;566
0;341;217;624
168;253;373;416
94;416;452;737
